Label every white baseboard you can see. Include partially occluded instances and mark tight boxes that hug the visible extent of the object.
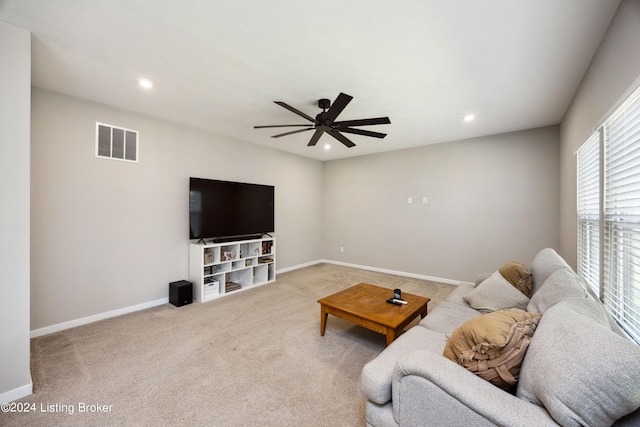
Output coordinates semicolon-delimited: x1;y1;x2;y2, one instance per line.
30;297;169;338
0;381;32;403
29;261;466;338
276;259;323;274
321;259;472;286
277;258;470;285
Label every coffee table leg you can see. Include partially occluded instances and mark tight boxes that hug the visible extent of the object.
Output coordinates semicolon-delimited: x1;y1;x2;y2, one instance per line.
386;329;397;346
320;305;328;336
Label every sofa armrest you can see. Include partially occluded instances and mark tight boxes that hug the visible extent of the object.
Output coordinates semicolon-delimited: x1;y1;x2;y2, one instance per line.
360;327;447;405
392;351;559;427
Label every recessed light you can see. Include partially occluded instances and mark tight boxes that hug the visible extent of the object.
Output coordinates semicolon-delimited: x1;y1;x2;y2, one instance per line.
463;114;475;122
138;78;153;89
324;144;331;150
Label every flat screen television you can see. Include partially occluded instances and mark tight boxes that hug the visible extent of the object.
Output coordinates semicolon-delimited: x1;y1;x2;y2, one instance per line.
189;177;274;242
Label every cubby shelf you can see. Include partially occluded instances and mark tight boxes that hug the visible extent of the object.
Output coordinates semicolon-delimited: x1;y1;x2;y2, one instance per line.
189;237;276;302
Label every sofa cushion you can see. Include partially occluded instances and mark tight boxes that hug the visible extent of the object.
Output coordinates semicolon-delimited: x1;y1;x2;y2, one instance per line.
443;310;542;389
419;301;482;334
527;268;588;314
517;298;640;426
463;271;529;313
499;261;533;297
583;279;629;337
530;248;572;294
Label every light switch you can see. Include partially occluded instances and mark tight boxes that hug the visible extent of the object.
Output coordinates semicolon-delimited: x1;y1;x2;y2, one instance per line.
422;197;428;204
407;197;413;204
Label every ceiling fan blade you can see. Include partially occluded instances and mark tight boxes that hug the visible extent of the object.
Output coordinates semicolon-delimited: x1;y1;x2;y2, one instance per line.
272;128;314;138
323;93;353;123
328;130;356;148
274;101;316;122
254;124;314;129
339;128;387;139
307;129;325;146
333;117;391;127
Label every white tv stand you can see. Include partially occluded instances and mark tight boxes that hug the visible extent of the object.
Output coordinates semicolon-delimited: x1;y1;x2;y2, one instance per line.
189;237;276;302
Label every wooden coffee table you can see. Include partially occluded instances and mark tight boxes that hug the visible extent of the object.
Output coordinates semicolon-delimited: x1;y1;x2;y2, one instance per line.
318;283;430;345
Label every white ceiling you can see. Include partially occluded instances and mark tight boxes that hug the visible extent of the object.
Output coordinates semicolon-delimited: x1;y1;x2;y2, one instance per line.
0;0;621;161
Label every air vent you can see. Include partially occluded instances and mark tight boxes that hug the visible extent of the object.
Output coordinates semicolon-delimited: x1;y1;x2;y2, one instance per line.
95;122;139;162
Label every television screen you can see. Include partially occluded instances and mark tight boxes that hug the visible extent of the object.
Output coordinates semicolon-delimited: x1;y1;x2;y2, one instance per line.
189;178;274;241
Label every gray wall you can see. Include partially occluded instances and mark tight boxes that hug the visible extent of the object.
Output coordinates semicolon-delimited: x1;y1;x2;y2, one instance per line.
25;0;639;338
0;22;32;401
323;126;560;282
30;88;323;330
559;0;640;268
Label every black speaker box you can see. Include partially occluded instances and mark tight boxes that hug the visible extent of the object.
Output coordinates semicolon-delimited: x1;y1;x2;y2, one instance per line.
169;280;193;307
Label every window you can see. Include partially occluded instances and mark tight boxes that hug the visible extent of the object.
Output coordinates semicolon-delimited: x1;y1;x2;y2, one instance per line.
577;131;600;296
577;86;640;344
96;122;138;162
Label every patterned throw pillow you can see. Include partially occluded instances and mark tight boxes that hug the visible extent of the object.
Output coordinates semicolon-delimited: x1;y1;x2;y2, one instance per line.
443;310;542;390
499;261;533;297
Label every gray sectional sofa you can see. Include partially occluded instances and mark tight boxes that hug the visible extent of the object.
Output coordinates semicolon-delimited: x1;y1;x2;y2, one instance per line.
360;248;640;426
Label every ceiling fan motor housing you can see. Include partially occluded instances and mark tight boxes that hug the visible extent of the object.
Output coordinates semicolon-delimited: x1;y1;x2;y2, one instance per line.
318;98;331;110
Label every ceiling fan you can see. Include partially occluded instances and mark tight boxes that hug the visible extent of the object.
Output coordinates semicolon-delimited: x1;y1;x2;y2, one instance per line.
254;93;391;148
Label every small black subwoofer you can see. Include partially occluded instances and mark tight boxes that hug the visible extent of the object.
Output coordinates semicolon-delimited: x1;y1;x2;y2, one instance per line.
169;280;193;307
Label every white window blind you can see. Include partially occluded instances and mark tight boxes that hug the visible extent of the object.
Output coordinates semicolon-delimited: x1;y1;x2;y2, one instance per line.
577;131;600;296
577;85;640;344
603;87;640;343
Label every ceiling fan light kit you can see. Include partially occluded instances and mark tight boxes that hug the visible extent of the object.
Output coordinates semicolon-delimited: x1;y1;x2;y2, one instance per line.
254;93;391;148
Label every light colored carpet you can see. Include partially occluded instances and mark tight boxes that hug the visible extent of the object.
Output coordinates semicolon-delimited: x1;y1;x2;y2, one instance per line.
3;263;455;426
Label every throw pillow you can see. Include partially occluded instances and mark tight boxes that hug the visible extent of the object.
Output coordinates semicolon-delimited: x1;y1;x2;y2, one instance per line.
517;299;640;426
530;248;572;294
474;272;492;287
499;261;533;297
463;271;530;313
526;268;588;314
443;310;542;390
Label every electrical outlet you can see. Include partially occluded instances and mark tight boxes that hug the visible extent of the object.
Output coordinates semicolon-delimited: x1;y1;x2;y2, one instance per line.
422;197;428;204
340;246;344;253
